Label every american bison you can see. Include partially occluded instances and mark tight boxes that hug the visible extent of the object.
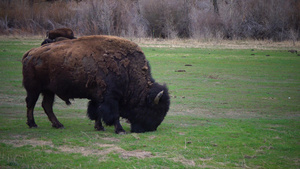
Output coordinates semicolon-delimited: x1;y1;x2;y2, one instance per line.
41;28;76;46
22;35;170;134
47;28;76;40
41;37;71;46
41;38;53;45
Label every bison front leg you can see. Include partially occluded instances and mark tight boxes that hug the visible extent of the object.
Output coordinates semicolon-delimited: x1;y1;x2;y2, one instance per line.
42;91;64;129
94;118;105;131
114;120;126;135
87;100;105;131
100;100;125;134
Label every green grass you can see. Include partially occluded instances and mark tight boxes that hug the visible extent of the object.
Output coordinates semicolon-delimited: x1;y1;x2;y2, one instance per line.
0;38;299;168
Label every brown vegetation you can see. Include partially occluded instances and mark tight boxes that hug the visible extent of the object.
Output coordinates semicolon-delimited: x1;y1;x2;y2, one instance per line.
0;0;299;41
1;136;153;159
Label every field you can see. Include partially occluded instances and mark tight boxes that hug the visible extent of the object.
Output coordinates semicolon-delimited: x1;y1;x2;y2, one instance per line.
0;37;299;168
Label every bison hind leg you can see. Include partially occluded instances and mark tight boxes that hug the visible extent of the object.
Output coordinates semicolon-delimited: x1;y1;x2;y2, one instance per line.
42;91;64;129
25;91;40;128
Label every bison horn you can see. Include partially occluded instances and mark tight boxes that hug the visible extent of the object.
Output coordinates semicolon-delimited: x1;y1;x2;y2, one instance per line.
154;91;164;104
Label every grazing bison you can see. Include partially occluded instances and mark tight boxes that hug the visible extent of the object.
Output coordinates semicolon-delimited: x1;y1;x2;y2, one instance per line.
41;37;71;46
22;35;170;134
47;28;76;40
41;38;53;45
41;28;76;46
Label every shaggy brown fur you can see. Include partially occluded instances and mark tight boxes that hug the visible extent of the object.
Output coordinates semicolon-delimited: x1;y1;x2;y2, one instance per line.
22;35;170;134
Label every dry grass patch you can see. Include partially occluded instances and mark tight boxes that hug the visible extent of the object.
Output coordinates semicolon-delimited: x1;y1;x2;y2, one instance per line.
172;156;196;167
1;35;299;50
1;137;153;159
132;38;300;50
1;139;53;148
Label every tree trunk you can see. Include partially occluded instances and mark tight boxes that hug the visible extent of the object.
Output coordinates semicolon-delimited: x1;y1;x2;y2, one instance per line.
212;0;219;15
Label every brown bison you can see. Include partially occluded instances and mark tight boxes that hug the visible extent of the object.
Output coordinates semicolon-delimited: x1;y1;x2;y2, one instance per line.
22;35;170;134
41;28;76;46
47;28;76;40
41;37;71;46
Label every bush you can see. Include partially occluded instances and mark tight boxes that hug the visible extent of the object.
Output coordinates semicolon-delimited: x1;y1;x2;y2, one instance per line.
0;0;299;41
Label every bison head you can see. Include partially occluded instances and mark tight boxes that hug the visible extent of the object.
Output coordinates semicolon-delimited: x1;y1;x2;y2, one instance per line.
129;83;170;133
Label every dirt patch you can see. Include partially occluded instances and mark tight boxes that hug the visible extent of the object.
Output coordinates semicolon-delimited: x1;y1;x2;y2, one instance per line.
101;137;120;142
172;156;196;167
148;135;157;139
199;157;213;161
120;149;153;159
58;144;152;159
175;70;186;72
205;74;220;79
1;139;54;148
58;145;116;156
1;138;152;159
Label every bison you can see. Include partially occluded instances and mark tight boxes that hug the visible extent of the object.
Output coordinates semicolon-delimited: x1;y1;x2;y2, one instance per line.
22;35;170;134
41;28;76;46
41;37;71;46
47;28;76;40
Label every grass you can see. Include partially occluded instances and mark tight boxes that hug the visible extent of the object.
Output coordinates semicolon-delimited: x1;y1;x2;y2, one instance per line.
0;37;299;168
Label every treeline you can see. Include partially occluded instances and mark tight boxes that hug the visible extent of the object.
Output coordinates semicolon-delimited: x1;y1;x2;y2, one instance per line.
0;0;299;41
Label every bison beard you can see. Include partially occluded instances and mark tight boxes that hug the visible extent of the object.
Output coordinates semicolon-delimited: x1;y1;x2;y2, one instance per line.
22;35;170;134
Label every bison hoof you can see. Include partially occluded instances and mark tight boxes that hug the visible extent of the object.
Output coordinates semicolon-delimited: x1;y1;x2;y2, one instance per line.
95;126;105;131
118;131;126;135
115;130;126;135
27;122;38;128
52;123;64;129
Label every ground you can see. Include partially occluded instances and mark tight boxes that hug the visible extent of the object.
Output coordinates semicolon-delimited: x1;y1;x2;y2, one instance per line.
0;37;299;168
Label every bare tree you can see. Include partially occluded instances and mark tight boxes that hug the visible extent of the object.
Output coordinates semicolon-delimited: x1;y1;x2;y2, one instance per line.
212;0;219;15
0;0;299;40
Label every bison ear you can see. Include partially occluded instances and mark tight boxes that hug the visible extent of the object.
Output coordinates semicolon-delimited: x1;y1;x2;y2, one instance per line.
154;91;164;104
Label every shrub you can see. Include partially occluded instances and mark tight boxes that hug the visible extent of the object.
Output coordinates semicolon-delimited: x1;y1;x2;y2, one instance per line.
0;0;299;41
